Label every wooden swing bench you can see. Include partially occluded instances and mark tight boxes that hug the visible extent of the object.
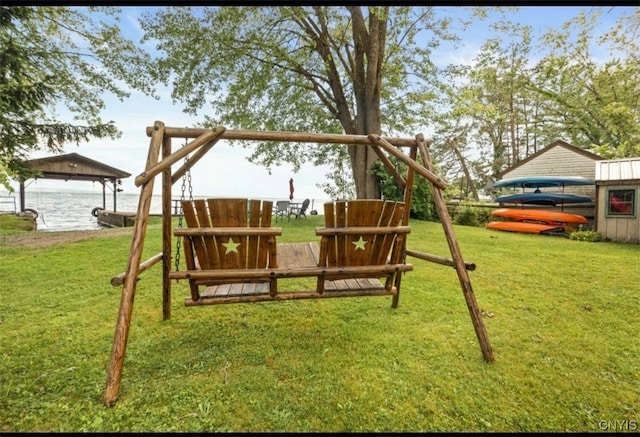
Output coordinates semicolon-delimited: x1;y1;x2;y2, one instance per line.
103;123;495;407
169;197;413;306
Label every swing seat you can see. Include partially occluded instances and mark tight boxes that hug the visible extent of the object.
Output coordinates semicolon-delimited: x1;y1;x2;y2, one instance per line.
171;198;412;306
315;200;412;300
174;198;281;304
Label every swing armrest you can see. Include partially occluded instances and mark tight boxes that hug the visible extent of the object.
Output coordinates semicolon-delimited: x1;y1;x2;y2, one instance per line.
175;227;282;237
315;226;411;236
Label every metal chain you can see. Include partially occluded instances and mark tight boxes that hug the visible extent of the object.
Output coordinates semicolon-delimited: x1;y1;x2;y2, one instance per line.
187;165;193;201
174;137;191;271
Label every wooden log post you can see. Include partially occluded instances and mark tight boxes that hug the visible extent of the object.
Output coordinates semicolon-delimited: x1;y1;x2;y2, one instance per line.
103;121;165;407
148;127;417;148
162;134;172;321
415;134;495;363
405;249;476;271
371;144;406;188
171;137;221;185
368;134;446;190
392;143;418;308
110;252;164;287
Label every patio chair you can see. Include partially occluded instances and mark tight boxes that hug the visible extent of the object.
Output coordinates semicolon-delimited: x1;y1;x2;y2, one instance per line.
289;198;310;220
274;200;291;222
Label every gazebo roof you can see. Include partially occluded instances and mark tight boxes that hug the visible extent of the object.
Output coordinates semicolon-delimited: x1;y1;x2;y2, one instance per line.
24;152;131;182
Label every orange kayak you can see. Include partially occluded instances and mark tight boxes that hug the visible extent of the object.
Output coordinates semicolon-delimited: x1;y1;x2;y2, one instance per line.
491;208;587;225
486;221;566;235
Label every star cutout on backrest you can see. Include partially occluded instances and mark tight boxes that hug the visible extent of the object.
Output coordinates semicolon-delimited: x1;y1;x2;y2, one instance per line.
352;236;367;251
223;237;241;254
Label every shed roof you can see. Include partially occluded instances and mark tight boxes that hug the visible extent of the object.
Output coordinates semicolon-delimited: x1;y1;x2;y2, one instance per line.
25;152;131;182
496;140;604;179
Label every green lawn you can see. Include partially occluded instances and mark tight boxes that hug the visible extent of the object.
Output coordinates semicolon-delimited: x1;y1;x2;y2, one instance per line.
0;216;638;432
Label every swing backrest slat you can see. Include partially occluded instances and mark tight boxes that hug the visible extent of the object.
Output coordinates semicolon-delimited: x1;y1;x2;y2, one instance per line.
315;200;411;292
180;198;279;271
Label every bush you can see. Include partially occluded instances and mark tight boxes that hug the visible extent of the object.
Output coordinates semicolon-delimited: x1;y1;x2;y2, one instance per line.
453;205;477;226
473;207;493;227
451;203;493;227
569;230;603;242
371;160;438;222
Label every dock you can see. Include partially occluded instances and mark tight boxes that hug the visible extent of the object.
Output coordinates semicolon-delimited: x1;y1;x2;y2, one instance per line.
97;210;137;228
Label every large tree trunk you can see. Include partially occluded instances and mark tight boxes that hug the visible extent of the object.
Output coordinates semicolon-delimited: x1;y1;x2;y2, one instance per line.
346;6;386;199
348;142;380;199
306;6;387;199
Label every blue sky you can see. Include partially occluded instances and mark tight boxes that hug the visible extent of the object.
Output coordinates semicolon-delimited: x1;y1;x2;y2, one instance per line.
9;5;637;201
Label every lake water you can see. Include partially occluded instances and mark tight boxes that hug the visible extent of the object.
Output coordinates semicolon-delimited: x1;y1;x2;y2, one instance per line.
0;189;328;232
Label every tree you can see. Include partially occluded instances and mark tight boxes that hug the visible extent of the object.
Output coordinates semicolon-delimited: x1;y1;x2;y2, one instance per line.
429;7;640;185
531;9;640;157
98;6;457;199
0;6;125;191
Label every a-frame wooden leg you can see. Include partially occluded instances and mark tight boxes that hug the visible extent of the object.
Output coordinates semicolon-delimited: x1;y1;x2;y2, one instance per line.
417;135;495;363
103;121;164;406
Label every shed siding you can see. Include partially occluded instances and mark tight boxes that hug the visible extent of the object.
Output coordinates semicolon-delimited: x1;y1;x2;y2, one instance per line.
502;145;596;198
596;184;640;243
504;146;596;180
595;158;640;244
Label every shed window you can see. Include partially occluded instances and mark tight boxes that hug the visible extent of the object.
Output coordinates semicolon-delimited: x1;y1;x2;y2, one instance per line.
606;188;636;217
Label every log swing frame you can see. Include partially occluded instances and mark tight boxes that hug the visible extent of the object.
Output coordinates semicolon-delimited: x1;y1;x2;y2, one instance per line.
103;120;494;407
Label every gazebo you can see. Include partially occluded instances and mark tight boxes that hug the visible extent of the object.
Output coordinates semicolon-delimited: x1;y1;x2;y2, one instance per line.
19;152;131;212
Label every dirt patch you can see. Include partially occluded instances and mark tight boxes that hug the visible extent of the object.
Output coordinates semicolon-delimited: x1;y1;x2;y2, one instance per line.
1;227;134;249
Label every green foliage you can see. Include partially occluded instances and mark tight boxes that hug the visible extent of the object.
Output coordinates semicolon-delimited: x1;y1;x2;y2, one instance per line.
450;203;493;228
569;229;603;242
473;206;493;227
409;173;438;221
1;220;639;431
0;6;123;184
428;7;640;179
529;10;640;159
0;160;12;192
370;158;438;221
0;213;35;232
98;6;458;198
452;204;476;226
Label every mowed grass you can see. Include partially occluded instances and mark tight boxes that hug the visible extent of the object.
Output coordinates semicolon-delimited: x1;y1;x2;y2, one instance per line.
0;215;638;432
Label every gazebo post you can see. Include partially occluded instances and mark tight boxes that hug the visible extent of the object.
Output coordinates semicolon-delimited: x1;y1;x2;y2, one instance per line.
102;180;106;210
19;180;25;212
112;178;117;212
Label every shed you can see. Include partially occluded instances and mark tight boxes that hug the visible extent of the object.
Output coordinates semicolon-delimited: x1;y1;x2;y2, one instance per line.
496;140;604;195
18;152;131;213
595;157;640;243
493;140;604;219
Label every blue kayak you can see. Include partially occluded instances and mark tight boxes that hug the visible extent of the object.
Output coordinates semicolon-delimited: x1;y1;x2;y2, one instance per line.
495;193;593;206
493;176;594;189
